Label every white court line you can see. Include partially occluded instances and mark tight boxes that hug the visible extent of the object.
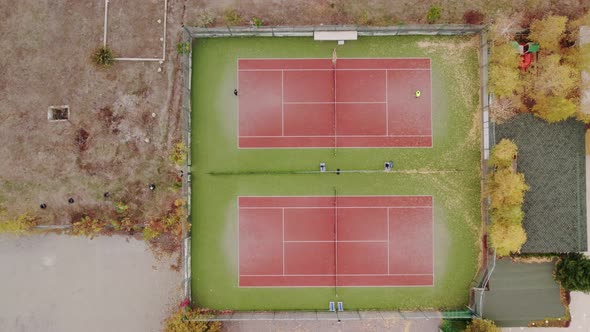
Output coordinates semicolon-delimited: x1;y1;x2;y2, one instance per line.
238;284;434;289
240;134;431;137
385;70;389;136
429;58;434;144
432;197;435;282
334;195;338;281
387;208;390;274
238;68;431;72
238;57;432;60
240;274;433;277
238;144;433;150
281;70;284;136
239;195;433;198
333;63;337;146
239;206;433;209
283;101;386;104
284;240;388;243
282;208;285;275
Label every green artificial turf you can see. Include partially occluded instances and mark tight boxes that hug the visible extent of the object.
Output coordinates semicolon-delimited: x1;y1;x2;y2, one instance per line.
191;36;482;310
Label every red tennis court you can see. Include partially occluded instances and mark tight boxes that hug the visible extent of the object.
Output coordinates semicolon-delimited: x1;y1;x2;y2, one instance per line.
238;196;434;287
238;58;432;148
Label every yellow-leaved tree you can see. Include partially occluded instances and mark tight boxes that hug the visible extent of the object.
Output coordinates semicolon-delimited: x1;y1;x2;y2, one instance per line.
489;139;517;168
531;54;578;98
490;205;524;225
532;95;577;123
0;213;38;236
487;140;528;256
489;219;528;256
164;307;221;332
528;15;567;54
465;319;501;332
489;64;521;97
488;168;529;209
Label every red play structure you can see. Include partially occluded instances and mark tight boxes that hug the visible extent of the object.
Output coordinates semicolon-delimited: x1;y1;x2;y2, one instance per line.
512;41;540;72
519;52;533;71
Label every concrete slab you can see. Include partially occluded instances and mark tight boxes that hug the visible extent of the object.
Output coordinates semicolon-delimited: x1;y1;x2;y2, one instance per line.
229;312;254;320
503;291;590;331
250;312;275;320
424;311;444;318
0;234;181;332
400;311;428;319
379;310;404;320
294;312;319;320
337;311;361;320
213;312;233;320
316;311;338;320
272;312;294;320
358;311;385;320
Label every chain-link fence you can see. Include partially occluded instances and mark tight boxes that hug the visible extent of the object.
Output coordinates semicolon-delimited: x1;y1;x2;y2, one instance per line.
185;24;484;38
181;27;192;302
181;24;488;318
467;28;498;319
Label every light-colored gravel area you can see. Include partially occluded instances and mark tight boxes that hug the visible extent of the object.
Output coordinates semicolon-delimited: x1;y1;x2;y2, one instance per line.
0;234;181;332
222;317;442;332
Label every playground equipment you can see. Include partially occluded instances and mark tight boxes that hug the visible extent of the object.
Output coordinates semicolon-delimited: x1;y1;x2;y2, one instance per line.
511;41;540;71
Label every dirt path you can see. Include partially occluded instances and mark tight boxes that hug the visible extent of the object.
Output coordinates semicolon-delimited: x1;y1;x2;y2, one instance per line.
0;234;181;332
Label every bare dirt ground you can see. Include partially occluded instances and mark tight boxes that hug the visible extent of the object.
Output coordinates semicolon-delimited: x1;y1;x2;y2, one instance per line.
108;0;166;58
0;0;186;228
0;233;181;332
183;0;589;27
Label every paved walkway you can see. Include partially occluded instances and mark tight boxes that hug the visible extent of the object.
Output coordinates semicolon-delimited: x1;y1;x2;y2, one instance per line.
0;234;181;332
222;317;442;332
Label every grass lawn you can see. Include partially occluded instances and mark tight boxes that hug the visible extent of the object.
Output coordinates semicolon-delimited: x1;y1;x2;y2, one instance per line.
191;35;482;310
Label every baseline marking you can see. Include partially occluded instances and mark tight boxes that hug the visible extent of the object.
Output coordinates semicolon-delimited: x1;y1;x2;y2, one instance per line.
239;135;431;138
242;274;432;277
387;208;390;274
385;70;389;136
240;206;433;209
282;208;285;275
283;101;386;104
284;240;388;243
238;68;431;72
281;70;284;136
